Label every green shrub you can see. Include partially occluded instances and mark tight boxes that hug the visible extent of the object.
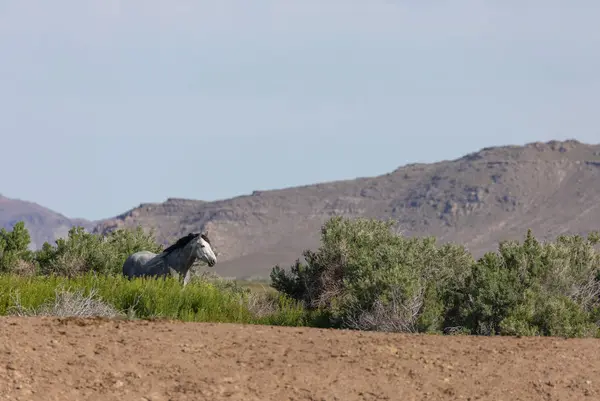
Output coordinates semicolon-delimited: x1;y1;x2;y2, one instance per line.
35;225;163;276
445;229;600;337
272;217;600;337
0;222;33;273
500;289;599;337
271;216;474;332
1;222;162;277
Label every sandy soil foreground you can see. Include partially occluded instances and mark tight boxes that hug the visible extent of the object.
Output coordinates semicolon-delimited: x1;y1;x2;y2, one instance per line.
1;316;600;401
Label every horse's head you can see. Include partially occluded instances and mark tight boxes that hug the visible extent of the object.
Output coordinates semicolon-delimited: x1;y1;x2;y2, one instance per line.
192;232;217;267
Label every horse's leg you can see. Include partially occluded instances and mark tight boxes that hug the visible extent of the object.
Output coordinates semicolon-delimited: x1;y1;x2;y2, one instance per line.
177;270;186;287
182;269;192;287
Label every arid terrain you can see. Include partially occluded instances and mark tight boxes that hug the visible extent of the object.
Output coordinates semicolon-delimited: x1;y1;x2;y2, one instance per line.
1;316;600;401
3;139;600;277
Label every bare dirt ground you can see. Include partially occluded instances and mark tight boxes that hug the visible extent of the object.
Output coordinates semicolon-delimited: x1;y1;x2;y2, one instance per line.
1;317;600;401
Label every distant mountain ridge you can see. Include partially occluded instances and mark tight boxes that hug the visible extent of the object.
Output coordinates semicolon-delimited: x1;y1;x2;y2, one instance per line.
3;139;600;278
0;195;95;249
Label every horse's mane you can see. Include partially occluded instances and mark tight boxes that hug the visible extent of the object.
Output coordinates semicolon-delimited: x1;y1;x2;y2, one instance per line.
162;233;200;255
200;233;211;245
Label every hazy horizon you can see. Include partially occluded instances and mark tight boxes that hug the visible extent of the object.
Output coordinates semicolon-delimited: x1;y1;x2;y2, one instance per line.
1;1;599;220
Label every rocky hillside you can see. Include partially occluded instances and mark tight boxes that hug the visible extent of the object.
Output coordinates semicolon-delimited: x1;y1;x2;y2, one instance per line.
92;139;600;278
0;195;95;249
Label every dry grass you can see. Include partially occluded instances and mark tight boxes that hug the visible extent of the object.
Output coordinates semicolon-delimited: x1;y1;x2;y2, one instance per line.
8;287;124;318
243;292;280;318
344;287;425;333
11;259;37;277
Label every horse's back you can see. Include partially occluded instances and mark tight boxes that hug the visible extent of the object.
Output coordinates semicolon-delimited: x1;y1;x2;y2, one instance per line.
122;251;159;278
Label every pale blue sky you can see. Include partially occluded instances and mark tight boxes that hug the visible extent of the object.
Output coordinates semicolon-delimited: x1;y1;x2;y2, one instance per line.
1;1;599;220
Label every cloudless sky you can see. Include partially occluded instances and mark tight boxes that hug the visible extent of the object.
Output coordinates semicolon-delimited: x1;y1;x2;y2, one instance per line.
1;1;599;220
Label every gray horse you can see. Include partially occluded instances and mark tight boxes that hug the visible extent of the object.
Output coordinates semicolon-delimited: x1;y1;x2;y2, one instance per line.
122;232;217;286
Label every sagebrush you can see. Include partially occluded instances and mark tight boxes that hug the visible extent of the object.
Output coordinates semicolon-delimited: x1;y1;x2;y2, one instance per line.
272;216;600;337
1;223;162;276
3;218;600;337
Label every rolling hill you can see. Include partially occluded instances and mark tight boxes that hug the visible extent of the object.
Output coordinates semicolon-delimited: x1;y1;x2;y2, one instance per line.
3;139;600;278
90;139;600;278
0;195;95;250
